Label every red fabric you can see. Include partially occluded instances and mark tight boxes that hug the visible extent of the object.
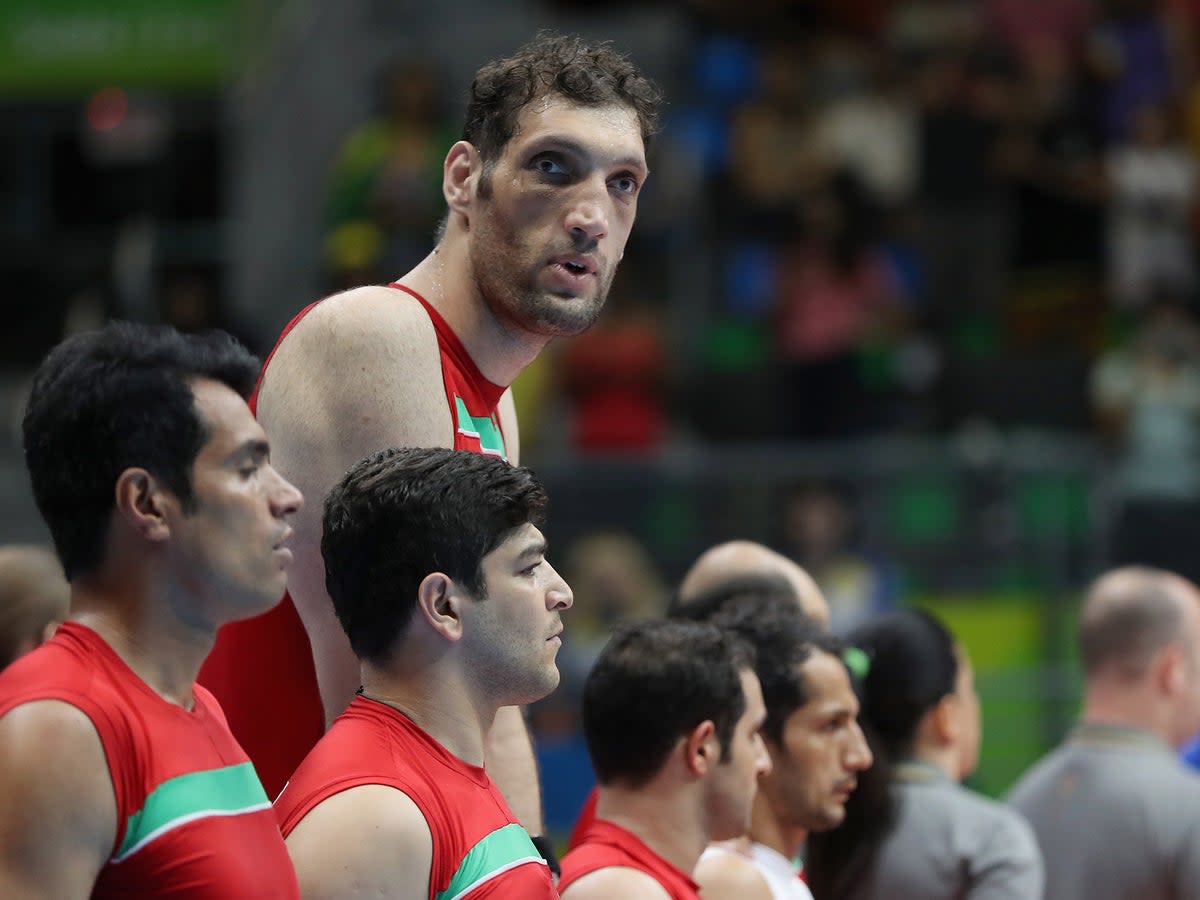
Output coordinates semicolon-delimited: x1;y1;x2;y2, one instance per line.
559;819;702;899
199;286;508;799
275;697;556;898
568;787;599;850
0;623;298;898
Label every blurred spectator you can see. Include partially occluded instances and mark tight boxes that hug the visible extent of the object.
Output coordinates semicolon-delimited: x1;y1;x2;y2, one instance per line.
0;545;69;671
1008;567;1200;900
779;481;898;634
773;172;904;438
1088;0;1180;144
814;49;919;212
1104;103;1197;309
914;44;1023;329
726;42;827;232
323;59;455;288
1092;296;1200;582
559;254;668;452
982;0;1092;71
806;609;1044;899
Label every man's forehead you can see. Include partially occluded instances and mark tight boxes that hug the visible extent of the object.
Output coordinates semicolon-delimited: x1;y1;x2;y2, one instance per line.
190;378;265;452
510;97;645;159
797;652;857;710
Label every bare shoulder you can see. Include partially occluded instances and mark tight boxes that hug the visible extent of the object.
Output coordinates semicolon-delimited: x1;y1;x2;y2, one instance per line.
694;848;773;900
257;283;452;463
498;388;520;464
0;700;116;895
285;784;432;900
562;866;673;900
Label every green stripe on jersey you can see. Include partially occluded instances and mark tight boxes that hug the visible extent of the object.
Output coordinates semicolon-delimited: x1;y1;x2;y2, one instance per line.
113;761;271;862
436;822;546;900
453;396;507;459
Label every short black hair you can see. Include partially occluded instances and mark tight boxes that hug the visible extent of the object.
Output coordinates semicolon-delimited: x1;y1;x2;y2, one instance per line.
583;620;754;788
22;322;259;580
463;32;662;167
847;609;958;761
322;447;548;665
705;595;845;744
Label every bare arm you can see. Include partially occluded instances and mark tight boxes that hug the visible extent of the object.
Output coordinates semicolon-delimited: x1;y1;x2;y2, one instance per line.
0;701;117;899
285;784;432;900
561;866;673;900
256;286;451;724
259;289;544;832
694;850;775;900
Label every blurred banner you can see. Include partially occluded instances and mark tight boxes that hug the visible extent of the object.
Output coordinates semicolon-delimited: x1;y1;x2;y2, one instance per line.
0;0;236;94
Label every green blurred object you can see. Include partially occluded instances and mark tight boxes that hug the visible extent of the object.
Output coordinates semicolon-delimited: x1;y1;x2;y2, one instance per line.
702;319;769;373
887;476;960;543
1017;475;1090;541
0;0;236;95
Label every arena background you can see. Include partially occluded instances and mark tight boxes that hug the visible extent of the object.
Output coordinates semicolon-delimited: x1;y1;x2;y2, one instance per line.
4;0;1194;839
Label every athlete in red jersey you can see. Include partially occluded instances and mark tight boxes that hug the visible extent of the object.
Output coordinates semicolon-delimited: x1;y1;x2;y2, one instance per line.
279;448;569;899
1;625;298;898
559;621;771;900
278;698;553;899
199;36;661;819
0;323;303;898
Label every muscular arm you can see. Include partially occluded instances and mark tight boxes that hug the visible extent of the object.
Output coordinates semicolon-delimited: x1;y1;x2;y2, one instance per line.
0;701;117;899
259;288;542;830
284;785;432;900
561;867;673;900
693;850;774;900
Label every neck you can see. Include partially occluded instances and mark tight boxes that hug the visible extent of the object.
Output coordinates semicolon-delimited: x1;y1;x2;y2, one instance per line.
359;656;496;766
1082;688;1176;747
908;743;960;781
750;790;808;860
595;782;709;876
401;240;550;386
69;571;217;710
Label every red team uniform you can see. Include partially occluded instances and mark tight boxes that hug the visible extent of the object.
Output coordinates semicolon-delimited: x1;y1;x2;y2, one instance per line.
275;696;555;898
560;819;702;899
0;622;300;898
199;285;509;797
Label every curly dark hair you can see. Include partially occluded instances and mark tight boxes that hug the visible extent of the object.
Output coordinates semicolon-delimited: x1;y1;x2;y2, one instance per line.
462;32;663;167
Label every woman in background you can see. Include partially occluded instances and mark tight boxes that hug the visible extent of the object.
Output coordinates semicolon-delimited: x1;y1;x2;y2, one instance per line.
805;609;1043;899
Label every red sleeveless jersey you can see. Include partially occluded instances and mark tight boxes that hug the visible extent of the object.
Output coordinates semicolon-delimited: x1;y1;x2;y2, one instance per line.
0;623;299;898
198;285;509;799
276;696;555;898
560;819;702;899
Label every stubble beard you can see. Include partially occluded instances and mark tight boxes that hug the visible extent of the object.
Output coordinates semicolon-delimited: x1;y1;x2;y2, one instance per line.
469;215;614;339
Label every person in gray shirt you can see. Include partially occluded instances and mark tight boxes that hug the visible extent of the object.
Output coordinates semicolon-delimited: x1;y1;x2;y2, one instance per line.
806;609;1043;900
1008;566;1200;900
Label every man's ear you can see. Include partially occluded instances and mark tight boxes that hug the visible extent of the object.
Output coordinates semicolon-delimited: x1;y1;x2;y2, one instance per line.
114;468;170;543
415;572;465;641
1158;642;1188;697
684;720;718;778
444;141;481;217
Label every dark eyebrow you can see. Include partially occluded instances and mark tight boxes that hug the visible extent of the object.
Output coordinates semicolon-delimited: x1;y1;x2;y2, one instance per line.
531;135;648;175
226;439;269;466
516;538;549;562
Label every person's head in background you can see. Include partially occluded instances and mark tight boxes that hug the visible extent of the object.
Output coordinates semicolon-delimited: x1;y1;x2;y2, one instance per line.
804;608;981;897
583;620;770;842
0;545;69;670
674;539;830;627
1079;566;1200;749
850;609;981;780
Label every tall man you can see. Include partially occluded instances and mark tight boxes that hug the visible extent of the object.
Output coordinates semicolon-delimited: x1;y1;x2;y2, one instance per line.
0;323;304;898
691;597;873;900
1008;566;1200;899
560;620;771;899
276;447;571;898
200;34;663;817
